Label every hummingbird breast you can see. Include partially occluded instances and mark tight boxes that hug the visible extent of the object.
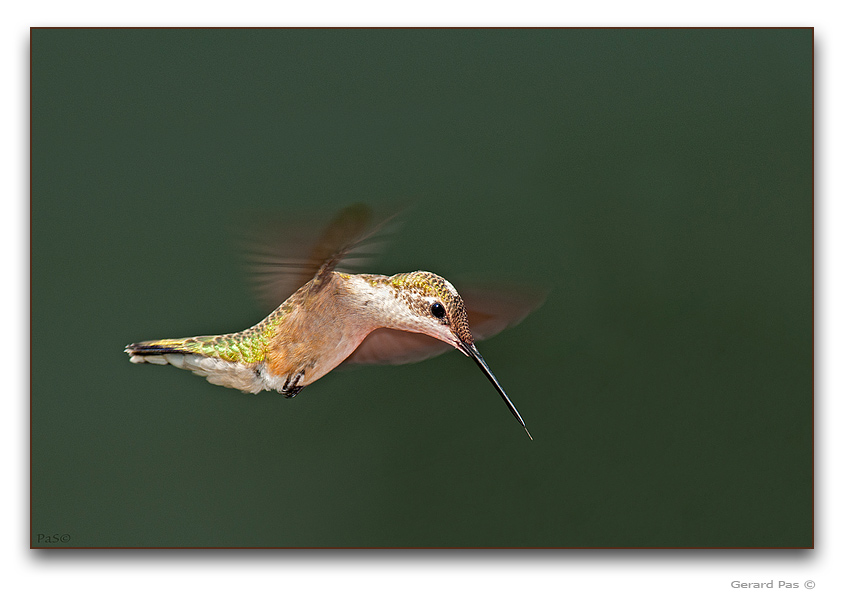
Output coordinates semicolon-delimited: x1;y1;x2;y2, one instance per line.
262;273;389;390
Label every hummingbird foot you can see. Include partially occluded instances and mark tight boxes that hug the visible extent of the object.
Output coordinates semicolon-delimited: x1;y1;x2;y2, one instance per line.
281;371;305;398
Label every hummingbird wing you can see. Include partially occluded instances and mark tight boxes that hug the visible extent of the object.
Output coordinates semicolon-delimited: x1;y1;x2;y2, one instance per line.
343;328;452;365
345;285;547;365
239;204;402;310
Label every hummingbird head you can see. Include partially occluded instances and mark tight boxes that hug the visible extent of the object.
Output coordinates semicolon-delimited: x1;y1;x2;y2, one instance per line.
387;271;532;439
387;271;474;350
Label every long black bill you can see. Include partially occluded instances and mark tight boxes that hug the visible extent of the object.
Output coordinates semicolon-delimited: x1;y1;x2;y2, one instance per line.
458;340;533;440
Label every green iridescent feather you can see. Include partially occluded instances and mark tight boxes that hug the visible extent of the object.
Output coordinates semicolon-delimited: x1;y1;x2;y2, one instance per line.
128;302;291;364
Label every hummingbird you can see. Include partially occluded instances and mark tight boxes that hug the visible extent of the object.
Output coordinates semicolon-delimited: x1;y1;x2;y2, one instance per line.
125;204;543;439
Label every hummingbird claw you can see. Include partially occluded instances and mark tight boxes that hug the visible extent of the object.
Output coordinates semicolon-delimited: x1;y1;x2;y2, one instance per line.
281;370;305;398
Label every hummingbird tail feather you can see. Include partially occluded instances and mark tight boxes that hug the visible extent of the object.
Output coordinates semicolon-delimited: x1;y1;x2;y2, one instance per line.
125;340;265;394
125;339;197;364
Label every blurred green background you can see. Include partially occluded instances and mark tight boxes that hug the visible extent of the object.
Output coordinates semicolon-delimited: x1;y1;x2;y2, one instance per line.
31;28;812;547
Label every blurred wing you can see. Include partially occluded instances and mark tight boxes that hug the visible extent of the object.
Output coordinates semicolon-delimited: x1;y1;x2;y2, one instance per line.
458;284;547;342
237;204;403;310
344;328;453;365
345;284;547;366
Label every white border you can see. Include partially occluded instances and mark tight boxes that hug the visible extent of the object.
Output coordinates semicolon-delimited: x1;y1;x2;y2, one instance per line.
5;3;839;595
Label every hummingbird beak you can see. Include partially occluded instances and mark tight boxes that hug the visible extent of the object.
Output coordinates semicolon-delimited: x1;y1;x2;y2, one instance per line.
457;339;533;440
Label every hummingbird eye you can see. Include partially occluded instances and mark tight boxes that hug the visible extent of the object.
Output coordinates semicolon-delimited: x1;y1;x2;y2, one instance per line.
430;302;446;320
